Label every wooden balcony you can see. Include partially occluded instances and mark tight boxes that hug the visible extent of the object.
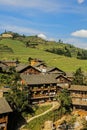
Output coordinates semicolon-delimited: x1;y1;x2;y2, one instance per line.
70;93;82;98
71;93;87;98
31;88;42;92
31;87;56;92
72;99;87;106
31;93;56;99
50;87;56;90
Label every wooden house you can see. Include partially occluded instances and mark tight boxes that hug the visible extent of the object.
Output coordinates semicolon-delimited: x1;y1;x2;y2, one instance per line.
1;33;13;38
0;87;10;98
47;67;66;75
66;72;74;81
29;58;44;66
21;73;71;104
0;61;8;73
21;74;57;104
33;62;47;72
0;97;12;130
69;85;87;110
1;60;19;67
16;64;41;75
56;75;71;90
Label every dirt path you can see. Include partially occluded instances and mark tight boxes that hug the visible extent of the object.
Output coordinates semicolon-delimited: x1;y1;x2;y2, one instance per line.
19;102;59;130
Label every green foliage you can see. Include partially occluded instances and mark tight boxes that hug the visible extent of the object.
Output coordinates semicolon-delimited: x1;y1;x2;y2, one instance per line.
57;89;72;115
46;46;72;57
24;109;60;130
0;73;15;85
0;44;13;53
64;46;71;57
5;83;33;113
77;50;87;59
12;32;22;39
0;71;32;113
33;105;52;115
72;67;84;85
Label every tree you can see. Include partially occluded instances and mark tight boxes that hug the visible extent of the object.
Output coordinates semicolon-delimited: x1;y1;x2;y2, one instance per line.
77;51;82;59
25;41;30;47
4;73;32;113
28;57;33;65
56;89;72;115
64;46;71;57
58;39;63;43
5;88;30;112
1;71;32;113
12;32;21;39
72;67;84;85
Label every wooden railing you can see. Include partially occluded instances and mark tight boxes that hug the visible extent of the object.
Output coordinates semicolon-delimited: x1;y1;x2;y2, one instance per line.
72;99;87;106
31;87;56;92
31;94;56;99
71;93;87;98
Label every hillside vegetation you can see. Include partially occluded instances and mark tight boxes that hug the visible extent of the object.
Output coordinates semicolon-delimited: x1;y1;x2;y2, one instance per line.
0;32;87;72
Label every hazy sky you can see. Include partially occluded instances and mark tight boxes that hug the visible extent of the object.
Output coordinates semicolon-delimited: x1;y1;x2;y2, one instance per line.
0;0;87;48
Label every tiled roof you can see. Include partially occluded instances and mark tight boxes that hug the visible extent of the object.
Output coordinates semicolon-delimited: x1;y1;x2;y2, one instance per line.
0;62;9;71
21;74;57;85
16;64;30;72
0;61;8;67
16;64;41;73
46;67;65;74
69;85;87;91
56;75;71;82
1;60;17;63
0;97;12;114
66;72;73;77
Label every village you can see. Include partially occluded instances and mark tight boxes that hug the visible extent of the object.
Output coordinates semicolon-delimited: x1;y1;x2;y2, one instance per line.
0;58;87;130
1;0;87;129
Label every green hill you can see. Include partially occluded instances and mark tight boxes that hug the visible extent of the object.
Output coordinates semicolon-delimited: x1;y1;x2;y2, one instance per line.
0;34;87;72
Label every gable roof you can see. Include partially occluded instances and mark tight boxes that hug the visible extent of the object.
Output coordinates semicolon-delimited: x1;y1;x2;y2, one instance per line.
56;75;71;82
0;97;12;114
46;67;66;75
0;61;9;72
21;74;57;85
0;61;8;67
1;60;18;64
16;64;41;73
16;64;29;72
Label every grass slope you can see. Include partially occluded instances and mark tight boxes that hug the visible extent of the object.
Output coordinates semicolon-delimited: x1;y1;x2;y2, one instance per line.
0;39;87;72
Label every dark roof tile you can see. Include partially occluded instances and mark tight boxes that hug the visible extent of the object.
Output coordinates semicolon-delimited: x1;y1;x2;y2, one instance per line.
0;97;12;114
21;74;57;85
69;85;87;91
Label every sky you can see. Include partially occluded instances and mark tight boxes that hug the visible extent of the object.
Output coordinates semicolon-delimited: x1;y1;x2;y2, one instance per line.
0;0;87;48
